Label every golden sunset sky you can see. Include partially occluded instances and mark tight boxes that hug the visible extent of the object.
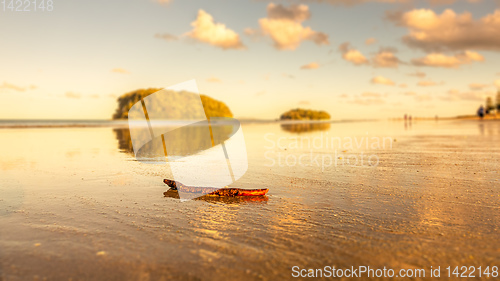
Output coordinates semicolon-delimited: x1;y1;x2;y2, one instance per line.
1;0;500;120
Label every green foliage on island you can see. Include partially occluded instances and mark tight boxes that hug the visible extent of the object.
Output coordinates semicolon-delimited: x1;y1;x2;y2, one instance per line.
112;88;233;120
280;108;331;121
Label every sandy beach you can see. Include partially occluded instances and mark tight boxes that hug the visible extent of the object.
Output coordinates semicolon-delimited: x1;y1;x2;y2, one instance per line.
3;0;500;278
0;120;499;280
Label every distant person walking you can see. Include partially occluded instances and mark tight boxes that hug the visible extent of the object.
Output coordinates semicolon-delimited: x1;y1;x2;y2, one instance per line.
477;105;485;119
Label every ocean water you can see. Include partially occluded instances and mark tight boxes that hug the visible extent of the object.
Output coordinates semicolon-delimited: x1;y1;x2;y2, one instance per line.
0;119;128;128
0;120;499;280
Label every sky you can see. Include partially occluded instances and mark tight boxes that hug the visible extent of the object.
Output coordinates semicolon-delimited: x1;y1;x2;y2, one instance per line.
1;0;500;120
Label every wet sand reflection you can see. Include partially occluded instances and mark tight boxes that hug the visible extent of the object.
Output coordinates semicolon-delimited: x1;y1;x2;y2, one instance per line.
280;122;331;133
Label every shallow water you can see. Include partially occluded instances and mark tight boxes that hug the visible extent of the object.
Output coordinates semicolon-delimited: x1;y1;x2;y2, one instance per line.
0;120;499;280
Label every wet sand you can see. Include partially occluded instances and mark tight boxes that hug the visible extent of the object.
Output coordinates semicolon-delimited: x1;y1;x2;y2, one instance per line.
0;120;499;280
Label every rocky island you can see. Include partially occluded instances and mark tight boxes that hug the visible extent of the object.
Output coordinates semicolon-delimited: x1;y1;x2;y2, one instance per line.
112;88;233;120
280;108;331;120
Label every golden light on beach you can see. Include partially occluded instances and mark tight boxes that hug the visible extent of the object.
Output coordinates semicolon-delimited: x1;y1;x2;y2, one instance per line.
1;0;500;280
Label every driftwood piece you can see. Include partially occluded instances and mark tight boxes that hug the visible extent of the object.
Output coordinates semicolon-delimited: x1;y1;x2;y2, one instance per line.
163;179;269;197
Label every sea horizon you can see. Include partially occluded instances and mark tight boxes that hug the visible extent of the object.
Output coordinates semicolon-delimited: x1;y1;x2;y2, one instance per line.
0;118;384;129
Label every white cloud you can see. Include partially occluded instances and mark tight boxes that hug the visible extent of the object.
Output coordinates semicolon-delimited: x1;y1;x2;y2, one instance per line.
408;71;426;78
300;62;320;69
388;9;500;52
248;3;329;50
372;47;403;68
339;43;369;65
207;77;222;83
411;51;484;68
156;0;171;4
0;82;26;92
285;0;481;6
371;76;395;86
339;43;402;67
65;92;81;99
344;50;369;65
417;80;443;87
186;10;245;50
267;3;311;21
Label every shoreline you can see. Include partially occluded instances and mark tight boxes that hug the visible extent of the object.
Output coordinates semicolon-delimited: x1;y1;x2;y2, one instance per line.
0;119;371;129
0;116;498;129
